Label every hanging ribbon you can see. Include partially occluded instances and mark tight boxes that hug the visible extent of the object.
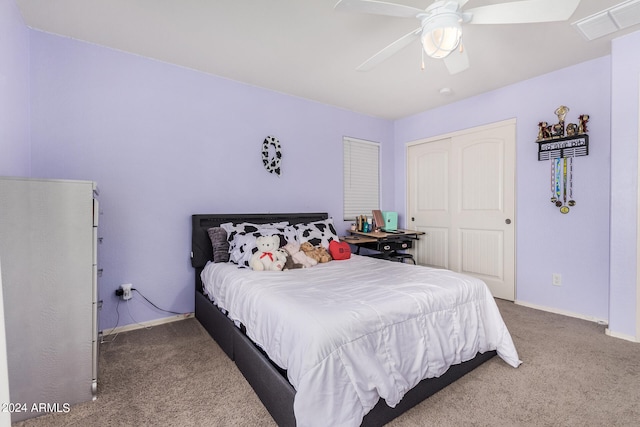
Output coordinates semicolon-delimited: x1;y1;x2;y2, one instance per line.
555;158;562;206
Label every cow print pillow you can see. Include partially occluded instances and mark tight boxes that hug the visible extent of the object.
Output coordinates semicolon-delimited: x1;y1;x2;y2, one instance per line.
220;222;293;267
295;218;339;249
220;222;288;243
227;230;286;268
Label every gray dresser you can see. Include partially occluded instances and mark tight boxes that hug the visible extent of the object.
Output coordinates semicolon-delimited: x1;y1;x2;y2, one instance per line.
0;177;99;422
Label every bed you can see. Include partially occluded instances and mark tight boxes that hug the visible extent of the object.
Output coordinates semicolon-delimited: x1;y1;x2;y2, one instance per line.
191;213;520;427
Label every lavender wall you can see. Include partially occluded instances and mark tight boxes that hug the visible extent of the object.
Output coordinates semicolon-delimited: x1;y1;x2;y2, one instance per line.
17;8;640;336
394;57;612;323
0;0;30;176
609;30;640;339
27;31;394;330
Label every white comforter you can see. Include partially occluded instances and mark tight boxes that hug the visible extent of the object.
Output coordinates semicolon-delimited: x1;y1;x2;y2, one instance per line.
201;255;520;427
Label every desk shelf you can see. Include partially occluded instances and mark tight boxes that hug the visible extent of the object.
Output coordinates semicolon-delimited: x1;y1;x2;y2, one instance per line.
343;229;424;264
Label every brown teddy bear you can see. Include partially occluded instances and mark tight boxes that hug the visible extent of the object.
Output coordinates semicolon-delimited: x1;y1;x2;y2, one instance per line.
300;241;332;263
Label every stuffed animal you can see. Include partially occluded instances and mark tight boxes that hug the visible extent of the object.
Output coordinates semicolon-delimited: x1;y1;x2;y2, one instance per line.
249;235;286;271
277;248;304;270
300;241;332;263
282;242;317;268
328;240;351;260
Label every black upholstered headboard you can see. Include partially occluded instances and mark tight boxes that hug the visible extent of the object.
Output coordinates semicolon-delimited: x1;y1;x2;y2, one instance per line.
191;213;328;292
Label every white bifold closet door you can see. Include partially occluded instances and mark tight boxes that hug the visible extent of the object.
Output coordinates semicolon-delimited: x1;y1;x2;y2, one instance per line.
407;120;516;301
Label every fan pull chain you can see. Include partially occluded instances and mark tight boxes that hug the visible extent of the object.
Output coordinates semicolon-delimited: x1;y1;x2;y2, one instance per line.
421;48;425;71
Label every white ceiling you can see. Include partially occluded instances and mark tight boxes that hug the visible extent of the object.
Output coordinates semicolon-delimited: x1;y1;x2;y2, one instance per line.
15;0;640;120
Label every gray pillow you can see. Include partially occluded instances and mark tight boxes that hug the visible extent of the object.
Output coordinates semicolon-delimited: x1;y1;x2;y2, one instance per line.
207;227;230;263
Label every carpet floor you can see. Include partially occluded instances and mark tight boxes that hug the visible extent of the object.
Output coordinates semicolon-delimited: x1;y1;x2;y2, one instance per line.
13;300;640;426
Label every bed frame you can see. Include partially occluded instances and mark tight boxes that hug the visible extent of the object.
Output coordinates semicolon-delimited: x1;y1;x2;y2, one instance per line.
191;213;496;426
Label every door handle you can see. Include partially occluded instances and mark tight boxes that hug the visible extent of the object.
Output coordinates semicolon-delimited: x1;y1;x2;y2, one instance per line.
505;219;512;224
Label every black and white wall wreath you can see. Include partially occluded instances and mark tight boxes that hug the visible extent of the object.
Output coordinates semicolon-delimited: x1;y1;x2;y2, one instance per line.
536;106;590;214
262;135;282;177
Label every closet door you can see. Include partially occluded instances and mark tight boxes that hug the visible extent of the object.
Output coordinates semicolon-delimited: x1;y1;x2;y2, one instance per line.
407;138;452;270
407;120;516;301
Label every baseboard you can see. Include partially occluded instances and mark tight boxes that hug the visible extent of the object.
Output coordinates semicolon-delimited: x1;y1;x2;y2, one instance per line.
102;312;194;336
515;302;639;342
604;328;639;343
514;300;608;326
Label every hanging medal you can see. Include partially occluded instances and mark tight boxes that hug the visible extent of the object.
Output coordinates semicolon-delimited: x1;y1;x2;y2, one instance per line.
559;158;570;214
554;158;562;208
568;157;576;207
550;159;557;204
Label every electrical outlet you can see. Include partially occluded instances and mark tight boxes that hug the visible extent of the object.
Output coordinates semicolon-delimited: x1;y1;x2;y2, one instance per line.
120;283;132;300
552;273;562;287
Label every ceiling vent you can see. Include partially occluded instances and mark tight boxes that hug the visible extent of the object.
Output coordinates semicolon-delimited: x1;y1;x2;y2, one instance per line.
573;0;640;40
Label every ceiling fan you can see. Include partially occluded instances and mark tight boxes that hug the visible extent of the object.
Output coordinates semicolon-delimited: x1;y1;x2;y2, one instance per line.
335;0;581;74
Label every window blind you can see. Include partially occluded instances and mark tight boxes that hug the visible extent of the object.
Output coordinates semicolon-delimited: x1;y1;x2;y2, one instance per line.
343;137;380;221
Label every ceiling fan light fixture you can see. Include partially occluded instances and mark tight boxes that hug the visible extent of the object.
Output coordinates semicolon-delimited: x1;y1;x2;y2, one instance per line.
421;14;462;59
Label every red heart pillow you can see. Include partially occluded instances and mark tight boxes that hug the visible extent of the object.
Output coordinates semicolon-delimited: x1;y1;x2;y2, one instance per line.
329;240;351;260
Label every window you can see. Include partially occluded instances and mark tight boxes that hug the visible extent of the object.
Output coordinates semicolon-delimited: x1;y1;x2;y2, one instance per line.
343;137;380;221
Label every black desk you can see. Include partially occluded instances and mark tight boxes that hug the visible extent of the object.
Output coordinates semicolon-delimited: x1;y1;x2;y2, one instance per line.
342;229;425;264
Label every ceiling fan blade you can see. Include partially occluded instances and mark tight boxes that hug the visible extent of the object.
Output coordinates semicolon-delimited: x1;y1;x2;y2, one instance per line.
356;27;421;71
334;0;424;18
443;46;469;75
465;0;581;24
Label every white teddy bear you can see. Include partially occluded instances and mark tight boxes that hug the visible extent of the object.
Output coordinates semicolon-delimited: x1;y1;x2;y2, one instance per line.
249;235;286;271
